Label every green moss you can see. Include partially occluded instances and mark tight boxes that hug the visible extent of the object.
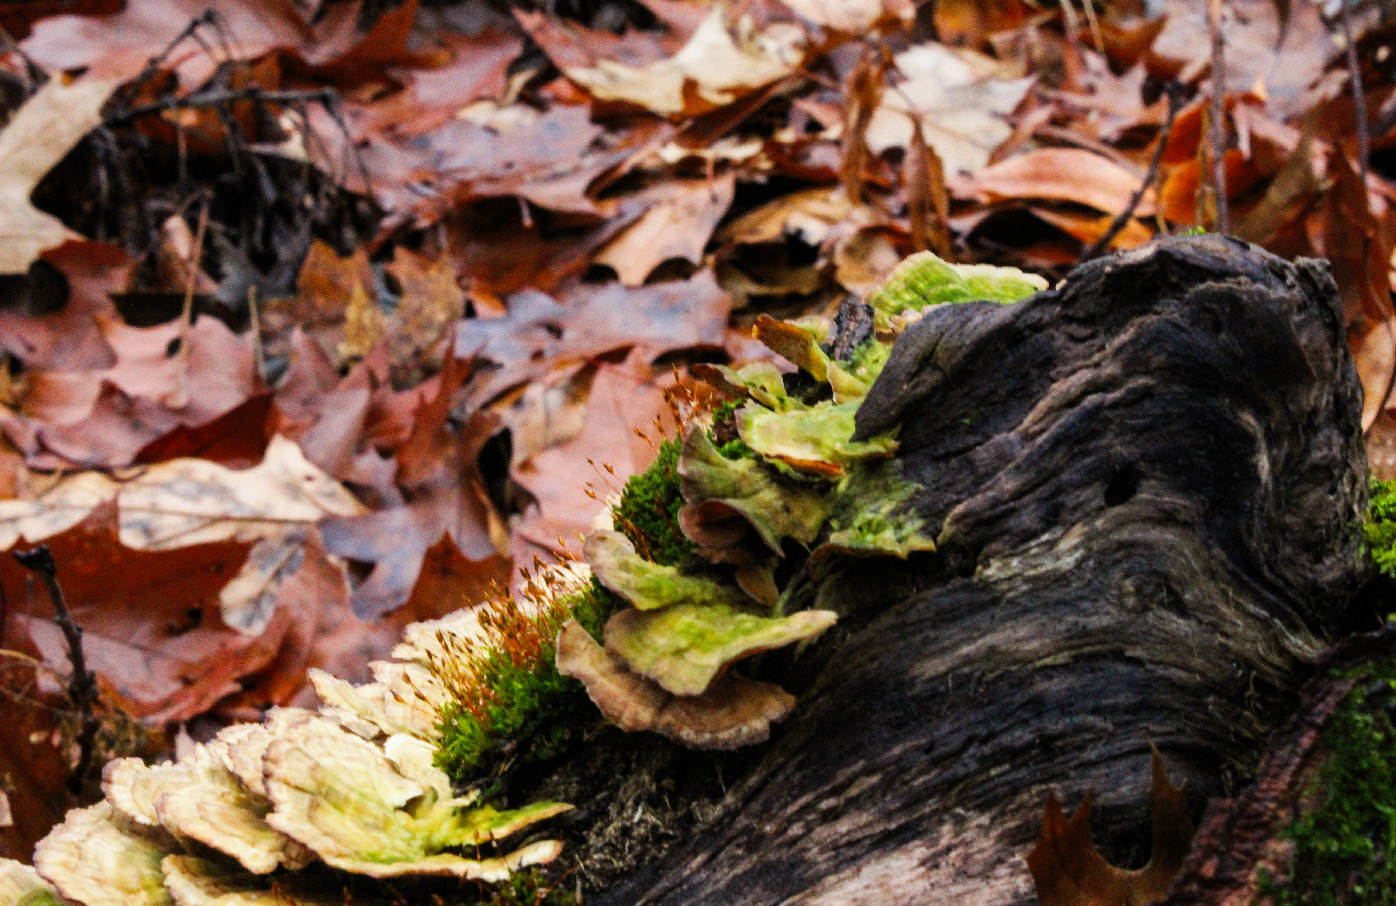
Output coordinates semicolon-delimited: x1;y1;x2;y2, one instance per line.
1260;659;1396;905
484;868;578;906
613;439;703;571
434;579;619;785
1366;478;1396;579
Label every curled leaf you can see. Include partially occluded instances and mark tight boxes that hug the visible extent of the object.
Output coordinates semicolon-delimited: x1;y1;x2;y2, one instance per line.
556;619;795;750
1027;746;1195;906
603;602;837;696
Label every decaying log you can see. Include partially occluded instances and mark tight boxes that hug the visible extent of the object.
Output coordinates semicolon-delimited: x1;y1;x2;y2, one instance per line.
595;236;1371;905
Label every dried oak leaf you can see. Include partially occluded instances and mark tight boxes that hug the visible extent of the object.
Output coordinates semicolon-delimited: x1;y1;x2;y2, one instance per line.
1027;747;1195;906
0;73;120;275
524;4;802;117
33;802;170;906
556;619;795;750
594;174;737;286
603;602;837;696
865;43;1032;177
117;435;366;635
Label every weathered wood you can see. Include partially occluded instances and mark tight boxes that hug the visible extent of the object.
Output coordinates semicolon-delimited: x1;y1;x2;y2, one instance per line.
595;236;1370;905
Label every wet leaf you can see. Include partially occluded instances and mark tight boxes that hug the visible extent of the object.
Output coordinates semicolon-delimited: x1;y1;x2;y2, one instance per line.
1027;746;1196;906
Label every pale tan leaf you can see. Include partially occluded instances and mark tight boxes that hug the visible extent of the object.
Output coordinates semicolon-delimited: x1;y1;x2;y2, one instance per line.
0;74;121;274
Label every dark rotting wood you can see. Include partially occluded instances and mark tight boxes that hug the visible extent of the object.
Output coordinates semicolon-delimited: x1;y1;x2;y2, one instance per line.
594;235;1371;906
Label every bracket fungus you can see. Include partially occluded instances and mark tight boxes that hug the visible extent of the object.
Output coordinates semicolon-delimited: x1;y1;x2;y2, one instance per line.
556;251;1042;751
1;250;1054;906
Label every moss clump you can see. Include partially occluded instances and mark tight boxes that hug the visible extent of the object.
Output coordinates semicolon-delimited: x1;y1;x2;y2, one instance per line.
483;868;578;906
1261;660;1396;905
1366;478;1396;578
613;439;703;571
434;579;617;784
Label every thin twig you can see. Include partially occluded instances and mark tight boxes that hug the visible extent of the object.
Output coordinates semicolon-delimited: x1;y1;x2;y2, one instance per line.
248;285;266;383
1207;0;1230;233
1339;0;1371;200
1081;83;1184;262
105;87;338;128
14;546;98;795
173;199;211;408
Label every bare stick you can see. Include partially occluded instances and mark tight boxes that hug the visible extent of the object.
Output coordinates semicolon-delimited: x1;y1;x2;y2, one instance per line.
248;285;265;384
1339;0;1371;200
1207;0;1230;234
14;546;99;794
173;199;211;409
1081;83;1183;262
105;87;338;128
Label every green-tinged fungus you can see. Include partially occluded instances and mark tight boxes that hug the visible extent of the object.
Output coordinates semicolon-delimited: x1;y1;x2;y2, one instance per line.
146;742;315;874
813;461;935;566
603;603;837;697
308;666;443;741
694;362;794;411
0;859;66;906
866;251;1046;332
1365;477;1396;578
737;400;898;476
585;529;753;612
159;855;339;906
262;715;568;879
556;619;796;750
752;315;830;382
33;802;172;906
678;426;828;553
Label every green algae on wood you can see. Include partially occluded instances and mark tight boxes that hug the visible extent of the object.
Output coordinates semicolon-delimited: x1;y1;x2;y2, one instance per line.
603;603;838;697
586;529;752;612
1260;659;1396;906
866;251;1047;332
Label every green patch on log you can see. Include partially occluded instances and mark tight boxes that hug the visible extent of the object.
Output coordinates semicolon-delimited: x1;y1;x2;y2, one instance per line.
1260;660;1396;906
614;438;704;571
1365;478;1396;579
435;579;617;784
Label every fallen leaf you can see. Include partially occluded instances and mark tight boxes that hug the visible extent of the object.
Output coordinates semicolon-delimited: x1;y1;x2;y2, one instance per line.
511;360;676;563
1027;746;1196;906
116;434;366;634
779;0;913;33
595;174;737;286
524;5;805;118
865;42;1034;176
0;73;121;275
951;147;1156;218
0;503;293;723
0;241;129;373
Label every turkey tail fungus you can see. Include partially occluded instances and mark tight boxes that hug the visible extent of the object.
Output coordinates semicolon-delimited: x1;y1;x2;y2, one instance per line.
593;235;1370;905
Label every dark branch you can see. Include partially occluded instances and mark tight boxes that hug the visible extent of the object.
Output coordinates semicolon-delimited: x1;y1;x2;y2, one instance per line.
14;546;99;795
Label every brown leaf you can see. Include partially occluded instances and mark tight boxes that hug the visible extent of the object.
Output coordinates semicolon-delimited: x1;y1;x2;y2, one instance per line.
951;148;1156;217
0;73;121;274
594;174;737;286
1028;746;1196;906
0;503;288;724
0;241;129;373
511;360;676;564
